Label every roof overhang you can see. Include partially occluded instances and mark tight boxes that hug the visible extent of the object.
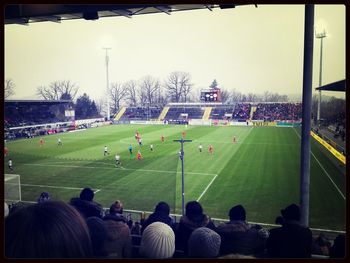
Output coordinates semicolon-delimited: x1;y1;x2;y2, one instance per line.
315;79;346;92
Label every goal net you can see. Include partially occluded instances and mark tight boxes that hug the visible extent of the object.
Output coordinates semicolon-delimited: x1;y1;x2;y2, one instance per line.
5;174;21;203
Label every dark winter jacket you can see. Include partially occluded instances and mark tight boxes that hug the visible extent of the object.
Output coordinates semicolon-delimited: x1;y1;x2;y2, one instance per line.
69;197;104;219
141;212;174;234
216;220;266;256
267;220;312;258
175;214;216;252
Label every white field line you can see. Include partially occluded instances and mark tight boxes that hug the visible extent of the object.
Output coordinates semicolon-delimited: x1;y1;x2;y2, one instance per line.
23;163;216;176
196;127;254;202
293;128;345;200
196;174;218;202
21;183;100;193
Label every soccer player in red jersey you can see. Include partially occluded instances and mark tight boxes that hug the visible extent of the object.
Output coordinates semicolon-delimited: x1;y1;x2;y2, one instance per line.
209;144;213;154
40;138;44;147
137;150;142;161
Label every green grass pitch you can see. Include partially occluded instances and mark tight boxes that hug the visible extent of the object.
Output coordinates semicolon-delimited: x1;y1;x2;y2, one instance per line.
4;124;345;231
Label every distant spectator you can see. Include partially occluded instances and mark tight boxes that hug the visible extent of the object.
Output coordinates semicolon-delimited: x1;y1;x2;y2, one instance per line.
175;201;216;253
188;227;221;258
70;187;104;219
311;233;331;256
139;222;175;259
216;204;267;257
104;200;127;223
131;221;141;235
103;208;132;258
141;201;175;234
267;203;312;258
37;191;50;203
4;202;9;217
329;234;345;258
86;217;108;257
5;201;92;258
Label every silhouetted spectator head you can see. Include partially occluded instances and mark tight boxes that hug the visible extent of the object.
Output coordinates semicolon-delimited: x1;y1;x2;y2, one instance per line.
229;204;246;221
80;188;94;201
37;192;50;203
275;215;284;225
281;203;300;221
110;200;123;214
4;202;9;217
86;216;108;257
5;201;92;258
185;201;204;222
155;201;170;215
139;222;175;258
188;227;221;258
330;234;345;258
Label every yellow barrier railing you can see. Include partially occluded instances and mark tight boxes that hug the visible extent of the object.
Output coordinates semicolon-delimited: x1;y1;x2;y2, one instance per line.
311;131;346;165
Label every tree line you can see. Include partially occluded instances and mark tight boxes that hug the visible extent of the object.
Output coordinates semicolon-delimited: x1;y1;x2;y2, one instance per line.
5;76;345;124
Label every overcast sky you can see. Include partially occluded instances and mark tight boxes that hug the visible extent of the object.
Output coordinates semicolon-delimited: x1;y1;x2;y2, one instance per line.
4;4;345;102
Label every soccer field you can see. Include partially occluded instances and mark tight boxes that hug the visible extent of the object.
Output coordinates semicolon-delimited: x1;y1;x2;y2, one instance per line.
4;124;346;231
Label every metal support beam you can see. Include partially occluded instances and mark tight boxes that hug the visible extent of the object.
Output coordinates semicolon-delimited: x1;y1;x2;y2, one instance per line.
173;138;192;216
154;5;172;15
300;4;314;228
111;9;132;18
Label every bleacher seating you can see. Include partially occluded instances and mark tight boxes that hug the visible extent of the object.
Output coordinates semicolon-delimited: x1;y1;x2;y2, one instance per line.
164;107;204;120
119;107;162;121
210;107;234;120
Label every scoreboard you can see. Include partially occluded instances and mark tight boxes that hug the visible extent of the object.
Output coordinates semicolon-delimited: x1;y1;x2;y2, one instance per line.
200;89;221;102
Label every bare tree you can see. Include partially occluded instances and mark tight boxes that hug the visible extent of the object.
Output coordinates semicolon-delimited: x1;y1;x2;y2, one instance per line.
60;80;79;100
96;98;107;117
231;89;243;103
139;76;160;106
125;80;138;106
36;80;79;101
220;89;231;104
5;79;15;99
165;71;192;102
108;82;128;114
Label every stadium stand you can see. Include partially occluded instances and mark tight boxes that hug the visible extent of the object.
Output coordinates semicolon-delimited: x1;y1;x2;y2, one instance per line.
252;102;302;121
232;103;251;120
119;107;162;121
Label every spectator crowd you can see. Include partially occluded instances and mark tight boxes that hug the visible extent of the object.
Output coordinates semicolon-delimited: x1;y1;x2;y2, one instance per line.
4;188;345;259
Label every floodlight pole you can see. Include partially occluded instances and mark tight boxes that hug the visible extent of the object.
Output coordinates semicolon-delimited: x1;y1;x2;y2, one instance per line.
103;47;111;121
316;29;326;123
173;138;192;216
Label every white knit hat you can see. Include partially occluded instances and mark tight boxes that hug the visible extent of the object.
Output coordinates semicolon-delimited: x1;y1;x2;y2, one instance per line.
188;227;221;258
139;222;175;258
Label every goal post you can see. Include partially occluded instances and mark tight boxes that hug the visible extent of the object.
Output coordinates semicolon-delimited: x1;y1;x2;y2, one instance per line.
5;174;22;203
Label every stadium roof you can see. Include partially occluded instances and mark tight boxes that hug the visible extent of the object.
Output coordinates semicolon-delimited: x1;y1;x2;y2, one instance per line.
5;4;254;25
5;99;71;105
315;79;346;92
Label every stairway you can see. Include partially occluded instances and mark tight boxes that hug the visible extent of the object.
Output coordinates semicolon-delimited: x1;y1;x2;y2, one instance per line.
114;107;126;121
158;106;169;121
202;107;212;120
250;106;257;120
